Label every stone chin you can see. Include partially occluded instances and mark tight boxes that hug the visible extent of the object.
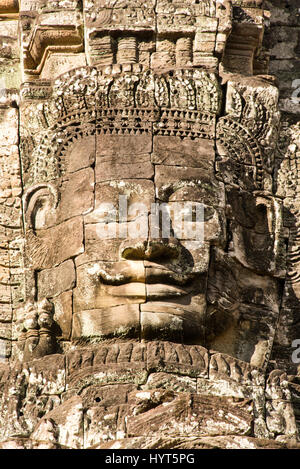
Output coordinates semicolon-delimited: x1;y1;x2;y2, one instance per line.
71;301;207;345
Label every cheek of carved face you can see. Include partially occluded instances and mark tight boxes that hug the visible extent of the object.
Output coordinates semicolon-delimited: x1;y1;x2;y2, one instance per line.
206;247;282;367
205;190;286;366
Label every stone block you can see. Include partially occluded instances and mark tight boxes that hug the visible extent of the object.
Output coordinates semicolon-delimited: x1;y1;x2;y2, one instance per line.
146;341;208;378
142;372;197;393
52;290;73;340
152;136;215;167
38;259;76;299
56;168;94;223
96;154;153;182
155;164;225;207
126;390;253;437
65;134;95;173
31;396;83;449
27;217;84;269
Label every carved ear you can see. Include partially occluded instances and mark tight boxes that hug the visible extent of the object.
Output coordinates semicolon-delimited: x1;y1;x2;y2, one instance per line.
255;196;281;233
227;191;286;277
23;184;59;231
255;196;286;277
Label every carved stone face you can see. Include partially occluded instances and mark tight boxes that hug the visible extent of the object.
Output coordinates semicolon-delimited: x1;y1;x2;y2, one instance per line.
23;128;286;366
21;67;285;367
24;132;225;343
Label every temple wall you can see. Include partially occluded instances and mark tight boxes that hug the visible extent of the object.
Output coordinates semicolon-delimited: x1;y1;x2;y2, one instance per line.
264;1;300;372
0;0;299;450
0;15;22;360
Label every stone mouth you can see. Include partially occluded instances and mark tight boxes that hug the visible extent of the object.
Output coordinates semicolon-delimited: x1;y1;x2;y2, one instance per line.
99;281;194;301
97;262;197;288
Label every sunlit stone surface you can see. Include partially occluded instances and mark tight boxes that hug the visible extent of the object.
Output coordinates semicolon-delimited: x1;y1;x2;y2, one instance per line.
0;0;299;449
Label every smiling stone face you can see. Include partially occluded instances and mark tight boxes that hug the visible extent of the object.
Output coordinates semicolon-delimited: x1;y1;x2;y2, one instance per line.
3;0;300;450
20;66;286;367
24;132;226;344
23;130;285;366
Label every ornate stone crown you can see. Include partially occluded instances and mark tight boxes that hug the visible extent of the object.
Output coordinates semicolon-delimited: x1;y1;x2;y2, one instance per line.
21;64;280;192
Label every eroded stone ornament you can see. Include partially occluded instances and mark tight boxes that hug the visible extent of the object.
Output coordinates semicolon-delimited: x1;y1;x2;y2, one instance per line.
15;298;56;361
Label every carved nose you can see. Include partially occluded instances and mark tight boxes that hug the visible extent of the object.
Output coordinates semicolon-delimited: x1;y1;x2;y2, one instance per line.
121;238;180;261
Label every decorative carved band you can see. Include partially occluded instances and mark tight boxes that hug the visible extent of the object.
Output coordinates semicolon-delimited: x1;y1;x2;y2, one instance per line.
217;116;264;189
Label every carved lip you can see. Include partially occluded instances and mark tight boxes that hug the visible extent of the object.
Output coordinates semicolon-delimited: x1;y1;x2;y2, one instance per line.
144;283;191;300
144;265;197;286
107;282;190;300
109;282;188;301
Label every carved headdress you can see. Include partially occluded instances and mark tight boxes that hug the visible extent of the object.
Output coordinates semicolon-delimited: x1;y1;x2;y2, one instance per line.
22;64;280;194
